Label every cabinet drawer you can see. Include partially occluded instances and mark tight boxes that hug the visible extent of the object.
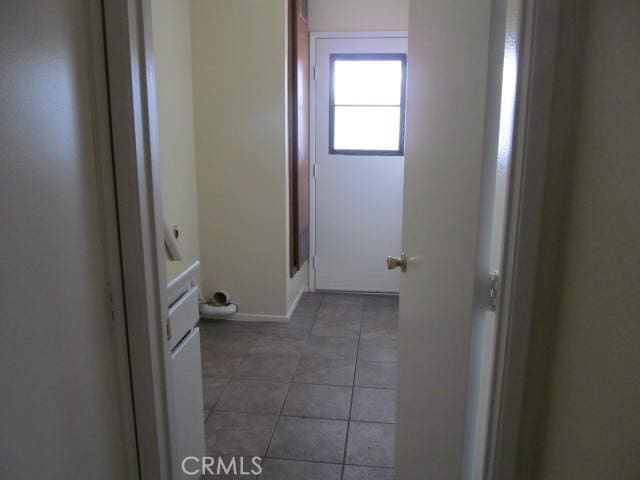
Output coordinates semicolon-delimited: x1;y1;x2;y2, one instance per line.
168;286;199;351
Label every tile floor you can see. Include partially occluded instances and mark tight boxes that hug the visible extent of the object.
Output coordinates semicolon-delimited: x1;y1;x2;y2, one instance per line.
199;292;398;479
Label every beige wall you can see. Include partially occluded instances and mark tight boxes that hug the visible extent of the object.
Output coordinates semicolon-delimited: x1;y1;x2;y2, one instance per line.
517;1;640;478
151;0;200;263
191;0;306;316
308;0;409;32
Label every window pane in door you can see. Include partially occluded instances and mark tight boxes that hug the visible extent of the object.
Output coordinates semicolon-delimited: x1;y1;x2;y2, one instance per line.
330;54;406;155
334;60;403;105
333;106;401;151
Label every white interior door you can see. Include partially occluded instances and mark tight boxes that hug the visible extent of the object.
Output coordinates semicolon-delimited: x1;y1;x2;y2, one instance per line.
0;1;135;478
395;1;512;479
314;36;408;293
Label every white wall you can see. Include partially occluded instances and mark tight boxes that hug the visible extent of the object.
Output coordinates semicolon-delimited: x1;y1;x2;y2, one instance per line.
517;1;640;478
309;0;409;32
191;0;306;316
1;1;134;477
151;0;200;263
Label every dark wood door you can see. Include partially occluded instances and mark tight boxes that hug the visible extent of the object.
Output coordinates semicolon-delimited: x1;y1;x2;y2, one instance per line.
288;0;310;275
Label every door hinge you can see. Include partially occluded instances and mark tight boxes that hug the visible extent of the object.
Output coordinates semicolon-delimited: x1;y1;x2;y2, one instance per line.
166;318;172;341
106;283;117;326
313;65;316;81
489;271;500;311
312;163;318;178
312;255;317;269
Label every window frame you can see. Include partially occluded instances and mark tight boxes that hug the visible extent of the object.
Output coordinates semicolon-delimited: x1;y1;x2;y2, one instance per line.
329;53;408;156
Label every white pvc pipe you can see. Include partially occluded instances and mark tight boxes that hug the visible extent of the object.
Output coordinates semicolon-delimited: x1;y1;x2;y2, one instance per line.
199;302;238;318
212;290;231;305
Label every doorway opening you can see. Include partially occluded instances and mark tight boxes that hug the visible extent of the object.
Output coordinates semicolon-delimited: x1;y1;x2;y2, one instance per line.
145;0;545;478
194;33;408;477
4;0;566;478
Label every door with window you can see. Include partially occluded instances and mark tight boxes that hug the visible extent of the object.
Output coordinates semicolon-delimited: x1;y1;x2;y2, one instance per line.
314;36;408;292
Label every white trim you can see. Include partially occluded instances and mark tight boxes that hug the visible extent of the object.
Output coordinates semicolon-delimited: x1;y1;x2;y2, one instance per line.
287;285;308;318
318;288;399;294
484;0;560;478
309;34;317;292
308;31;409;293
224;313;289;324
316;289;399;296
86;0;139;477
310;30;409;39
103;0;178;479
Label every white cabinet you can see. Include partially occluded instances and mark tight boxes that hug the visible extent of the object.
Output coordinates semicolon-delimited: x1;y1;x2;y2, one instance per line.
166;260;205;479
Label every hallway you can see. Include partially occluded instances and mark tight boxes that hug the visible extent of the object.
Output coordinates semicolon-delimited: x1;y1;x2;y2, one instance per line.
199;292;398;479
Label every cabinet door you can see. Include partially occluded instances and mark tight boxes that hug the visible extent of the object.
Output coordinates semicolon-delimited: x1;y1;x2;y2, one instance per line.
171;328;205;478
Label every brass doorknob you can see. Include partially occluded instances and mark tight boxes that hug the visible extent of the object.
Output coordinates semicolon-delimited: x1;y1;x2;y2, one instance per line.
387;252;407;272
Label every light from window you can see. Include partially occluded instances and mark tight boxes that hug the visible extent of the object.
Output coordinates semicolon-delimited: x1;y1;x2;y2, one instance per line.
330;54;407;155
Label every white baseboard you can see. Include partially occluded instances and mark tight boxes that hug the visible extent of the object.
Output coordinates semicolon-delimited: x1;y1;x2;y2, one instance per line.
223;312;289;323
218;286;308;324
286;286;307;318
314;289;399;295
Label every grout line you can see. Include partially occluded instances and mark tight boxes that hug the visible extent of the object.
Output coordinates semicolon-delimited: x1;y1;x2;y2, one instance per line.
202;377;229;424
289;380;355;388
262;456;343;466
341;302;364;479
207;406;395;426
277;413;394;425
261;351;301;463
343;462;396;469
260;455;394;470
202;335;258;425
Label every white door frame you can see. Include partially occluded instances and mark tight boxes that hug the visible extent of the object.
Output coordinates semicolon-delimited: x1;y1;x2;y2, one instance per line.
102;1;179;479
101;0;559;478
483;0;560;477
86;1;140;477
